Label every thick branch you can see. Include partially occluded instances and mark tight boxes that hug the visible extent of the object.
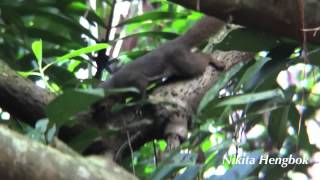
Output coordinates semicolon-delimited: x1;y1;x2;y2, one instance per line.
0;60;55;124
151;50;254;140
169;0;320;44
0;125;137;180
91;50;254;159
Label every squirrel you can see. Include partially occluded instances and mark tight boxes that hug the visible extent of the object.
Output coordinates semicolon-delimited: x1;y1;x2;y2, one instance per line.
98;16;225;96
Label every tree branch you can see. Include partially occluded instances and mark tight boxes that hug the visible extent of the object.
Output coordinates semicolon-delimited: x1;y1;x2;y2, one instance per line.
0;60;55;125
169;0;320;44
0;125;137;180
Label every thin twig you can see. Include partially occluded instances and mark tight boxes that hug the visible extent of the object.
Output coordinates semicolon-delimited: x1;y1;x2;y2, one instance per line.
302;26;320;37
152;140;158;167
126;130;136;175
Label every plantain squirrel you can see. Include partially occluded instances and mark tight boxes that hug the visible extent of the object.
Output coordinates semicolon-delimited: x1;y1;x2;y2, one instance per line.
98;16;225;96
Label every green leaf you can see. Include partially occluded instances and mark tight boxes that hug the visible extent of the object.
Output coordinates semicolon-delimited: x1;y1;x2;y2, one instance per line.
287;104;314;152
68;128;100;153
46;87;139;126
27;129;45;143
150;150;198;180
32;39;42;65
246;100;286;117
46;124;57;144
151;162;192;180
175;165;202;180
197;62;245;114
204;146;230;171
116;11;188;26
44;65;77;87
268;106;289;148
216;89;285;107
68;1;87;11
46;89;105;126
57;43;110;61
12;5;97;41
235;58;269;91
35;118;49;133
66;2;105;27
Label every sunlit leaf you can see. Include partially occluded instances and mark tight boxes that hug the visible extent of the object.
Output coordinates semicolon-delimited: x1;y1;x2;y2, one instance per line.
57;43;109;61
46;124;57;144
236;57;269;90
32;39;42;65
68;1;87;11
35;118;49;133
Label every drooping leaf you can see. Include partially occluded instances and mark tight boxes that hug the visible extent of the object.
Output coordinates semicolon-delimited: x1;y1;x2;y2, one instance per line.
116;11;189;27
215;89;285;107
288;104;314;152
244;43;297;93
151;162;193;180
67;1;87;11
31;39;43;65
197;62;246;114
235;57;269;90
46;124;57;144
57;43;109;61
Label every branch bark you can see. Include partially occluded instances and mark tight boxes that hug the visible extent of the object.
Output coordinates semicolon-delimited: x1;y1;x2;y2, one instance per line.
0;125;137;180
169;0;320;44
0;60;55;125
